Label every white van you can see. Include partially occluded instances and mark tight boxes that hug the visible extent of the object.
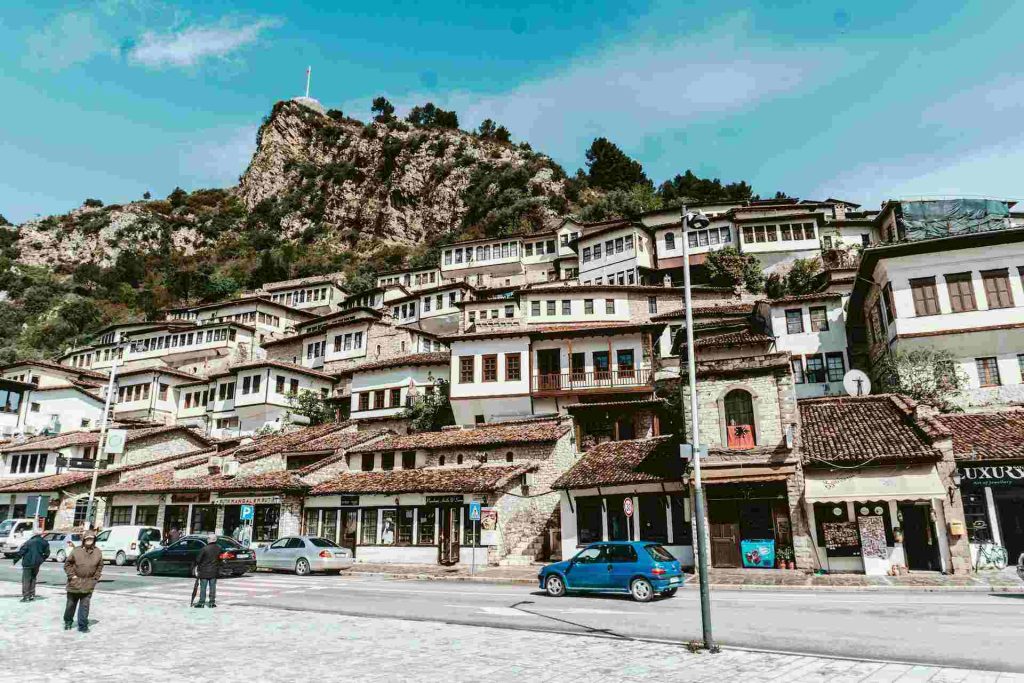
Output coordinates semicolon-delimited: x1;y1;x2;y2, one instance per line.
94;526;163;565
0;518;41;557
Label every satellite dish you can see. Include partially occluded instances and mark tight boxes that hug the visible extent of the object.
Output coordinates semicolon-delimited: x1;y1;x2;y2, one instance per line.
843;369;871;397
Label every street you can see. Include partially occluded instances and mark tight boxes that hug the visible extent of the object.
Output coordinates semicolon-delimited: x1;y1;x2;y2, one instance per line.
3;562;1023;674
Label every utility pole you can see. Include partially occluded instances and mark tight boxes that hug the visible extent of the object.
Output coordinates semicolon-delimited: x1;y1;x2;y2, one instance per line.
84;338;125;529
305;66;312;99
681;204;715;651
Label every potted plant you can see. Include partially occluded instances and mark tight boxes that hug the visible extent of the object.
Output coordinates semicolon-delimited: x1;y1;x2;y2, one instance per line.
777;546;795;569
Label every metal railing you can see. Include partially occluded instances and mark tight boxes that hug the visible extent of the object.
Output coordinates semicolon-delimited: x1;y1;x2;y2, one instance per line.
531;368;652;393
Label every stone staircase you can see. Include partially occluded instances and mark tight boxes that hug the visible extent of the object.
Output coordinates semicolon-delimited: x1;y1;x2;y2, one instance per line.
498;507;561;566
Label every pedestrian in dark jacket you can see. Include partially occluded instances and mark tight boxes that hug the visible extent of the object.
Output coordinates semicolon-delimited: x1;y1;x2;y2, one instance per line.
194;533;222;608
167;527;181;545
64;531;103;632
13;531;50;601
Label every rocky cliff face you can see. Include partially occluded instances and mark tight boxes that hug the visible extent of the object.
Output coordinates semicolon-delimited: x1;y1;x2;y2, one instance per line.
12;100;571;272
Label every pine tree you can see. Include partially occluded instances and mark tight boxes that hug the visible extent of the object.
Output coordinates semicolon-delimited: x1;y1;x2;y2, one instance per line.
584;137;649;191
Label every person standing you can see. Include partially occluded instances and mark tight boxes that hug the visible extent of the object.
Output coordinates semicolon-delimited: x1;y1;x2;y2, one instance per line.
13;530;50;602
64;531;103;633
193;533;222;609
167;526;181;545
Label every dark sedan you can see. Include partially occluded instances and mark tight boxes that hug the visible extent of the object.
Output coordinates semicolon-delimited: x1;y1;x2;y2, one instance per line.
137;535;256;577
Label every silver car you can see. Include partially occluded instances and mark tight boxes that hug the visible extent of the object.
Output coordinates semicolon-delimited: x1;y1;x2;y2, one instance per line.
256;536;354;575
42;532;83;562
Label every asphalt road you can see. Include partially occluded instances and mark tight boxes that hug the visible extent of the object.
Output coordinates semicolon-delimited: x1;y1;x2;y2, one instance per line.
3;562;1022;672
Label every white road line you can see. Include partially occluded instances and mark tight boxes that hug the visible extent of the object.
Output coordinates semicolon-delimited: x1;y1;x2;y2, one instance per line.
443;605;538;618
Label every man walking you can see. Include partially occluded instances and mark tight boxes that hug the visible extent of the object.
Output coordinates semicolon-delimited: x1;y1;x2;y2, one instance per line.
64;531;103;633
13;530;50;601
193;533;222;609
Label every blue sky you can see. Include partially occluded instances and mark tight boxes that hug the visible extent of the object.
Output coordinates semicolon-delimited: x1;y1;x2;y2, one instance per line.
3;1;1024;223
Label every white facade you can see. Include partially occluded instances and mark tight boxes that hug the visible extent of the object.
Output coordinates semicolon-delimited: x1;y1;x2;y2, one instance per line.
577;225;654;286
350;363;450;420
23;387;105;435
377;268;443;291
768;297;849;399
449;337;532;425
521;290;631;324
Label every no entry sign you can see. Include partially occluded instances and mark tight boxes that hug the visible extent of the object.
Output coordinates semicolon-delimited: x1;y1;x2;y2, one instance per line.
623;497;634;517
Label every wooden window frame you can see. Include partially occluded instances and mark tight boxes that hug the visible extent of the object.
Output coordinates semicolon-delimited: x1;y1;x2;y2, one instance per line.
482;354;498;382
459;356;475;383
944;272;977;313
981;269;1014;309
976;357;1001;387
909;277;941;316
505;353;521;381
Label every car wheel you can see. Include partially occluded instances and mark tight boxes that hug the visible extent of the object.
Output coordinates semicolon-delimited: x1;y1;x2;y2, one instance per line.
661;588;678;598
545;574;566;597
56;549;67;563
630;578;654;603
139;559;154;576
295;558;311;576
115;551;127;567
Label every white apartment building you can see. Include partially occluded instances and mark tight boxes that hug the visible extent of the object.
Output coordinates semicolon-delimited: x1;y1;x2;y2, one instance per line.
344;352;451;422
163;296;316;343
852;226;1024;406
756;293;849;399
258;273;347;314
377;267;443;291
0;378;32;438
576;220;656;286
114;367;204;425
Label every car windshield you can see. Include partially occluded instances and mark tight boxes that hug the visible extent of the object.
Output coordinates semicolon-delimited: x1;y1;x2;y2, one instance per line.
308;538;340;548
0;520;14;536
644;544;676;562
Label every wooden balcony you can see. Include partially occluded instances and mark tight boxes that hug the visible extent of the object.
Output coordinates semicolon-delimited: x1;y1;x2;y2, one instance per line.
531;369;653;395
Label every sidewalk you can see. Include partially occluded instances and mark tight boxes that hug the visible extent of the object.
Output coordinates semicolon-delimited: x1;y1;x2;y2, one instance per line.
3;585;1020;682
340;562;1024;592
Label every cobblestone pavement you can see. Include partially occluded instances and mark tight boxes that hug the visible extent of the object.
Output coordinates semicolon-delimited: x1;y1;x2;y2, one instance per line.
2;585;1021;683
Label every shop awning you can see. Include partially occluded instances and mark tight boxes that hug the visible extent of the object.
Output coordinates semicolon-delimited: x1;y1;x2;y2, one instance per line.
699;463;796;483
804;465;945;502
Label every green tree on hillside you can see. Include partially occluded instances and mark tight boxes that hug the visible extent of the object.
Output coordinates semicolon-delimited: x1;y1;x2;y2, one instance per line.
657;170;754;205
704;246;764;293
371;96;396;124
584;137;649;191
406;103;459;129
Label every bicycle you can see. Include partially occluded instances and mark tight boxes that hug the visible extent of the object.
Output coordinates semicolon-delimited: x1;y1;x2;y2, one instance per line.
973;542;1008;570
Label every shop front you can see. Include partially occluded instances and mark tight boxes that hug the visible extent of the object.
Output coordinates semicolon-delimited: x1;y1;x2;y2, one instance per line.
959;463;1024;566
804;465;951;574
704;482;793;569
303;492;490;566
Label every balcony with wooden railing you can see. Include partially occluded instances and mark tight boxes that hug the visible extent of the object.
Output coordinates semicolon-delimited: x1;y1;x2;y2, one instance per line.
531;368;653;395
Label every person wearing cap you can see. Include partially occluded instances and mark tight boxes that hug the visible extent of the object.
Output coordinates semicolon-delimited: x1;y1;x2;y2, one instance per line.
64;531;103;633
13;530;50;602
193;533;222;608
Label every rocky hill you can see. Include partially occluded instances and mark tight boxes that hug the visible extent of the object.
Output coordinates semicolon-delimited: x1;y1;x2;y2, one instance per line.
11;99;571;273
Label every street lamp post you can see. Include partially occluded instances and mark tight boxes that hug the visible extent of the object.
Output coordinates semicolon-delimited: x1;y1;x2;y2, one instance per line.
681;204;716;651
84;338;126;529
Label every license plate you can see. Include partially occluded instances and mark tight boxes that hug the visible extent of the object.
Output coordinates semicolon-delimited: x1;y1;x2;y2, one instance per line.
669;576;680;583
236;553;252;559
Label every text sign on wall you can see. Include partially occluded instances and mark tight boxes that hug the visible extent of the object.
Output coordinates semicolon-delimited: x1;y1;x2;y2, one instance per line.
213;496;283;506
425;495;465;504
959;465;1024;488
338;496;359;506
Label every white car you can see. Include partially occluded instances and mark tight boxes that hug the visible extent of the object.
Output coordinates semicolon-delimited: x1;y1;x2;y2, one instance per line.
42;531;83;562
94;525;164;565
0;518;41;557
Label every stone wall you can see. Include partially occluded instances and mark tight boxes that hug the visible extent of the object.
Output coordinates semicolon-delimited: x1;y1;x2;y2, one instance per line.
265;339;304;365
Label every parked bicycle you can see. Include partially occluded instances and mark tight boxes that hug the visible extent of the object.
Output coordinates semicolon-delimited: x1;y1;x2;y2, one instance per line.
973;542;1008;570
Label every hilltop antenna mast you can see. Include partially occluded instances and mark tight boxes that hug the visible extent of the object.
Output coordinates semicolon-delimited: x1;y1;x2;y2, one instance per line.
305;66;311;99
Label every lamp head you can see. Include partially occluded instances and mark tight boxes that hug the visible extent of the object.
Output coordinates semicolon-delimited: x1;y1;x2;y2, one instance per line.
686;211;711;230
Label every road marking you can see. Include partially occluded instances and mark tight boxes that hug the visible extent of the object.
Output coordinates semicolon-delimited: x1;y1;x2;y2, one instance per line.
443;605;537;617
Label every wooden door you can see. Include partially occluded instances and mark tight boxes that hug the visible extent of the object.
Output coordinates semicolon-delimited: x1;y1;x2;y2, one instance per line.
438;506;461;565
536;349;562;390
340;511;358;557
710;522;741;568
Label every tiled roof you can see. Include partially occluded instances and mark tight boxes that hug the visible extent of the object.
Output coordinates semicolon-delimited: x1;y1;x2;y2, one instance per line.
936;412;1024;462
97;469;308;494
118;366;207;382
310;464;534;495
2;359;109;381
564;399;667;411
347;420;570;453
684;329;775;349
650;303;753;321
209;359;335;381
336;352;450;377
766;292;843;305
799;395;946;465
227;422;358;464
1;425;209;453
286;428;390;455
259;272;345;292
552;437;682;489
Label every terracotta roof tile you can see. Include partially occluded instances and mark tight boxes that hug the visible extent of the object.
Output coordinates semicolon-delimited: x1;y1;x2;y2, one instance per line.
228;423;357;464
310;464;534;495
2;359;108;381
799;395;944;465
650;304;753;321
552;437;682;489
936;412;1024;462
685;329;775;349
336;352;450;377
1;425;210;454
347;420;570;453
765;292;843;305
209;359;335;382
97;469;308;494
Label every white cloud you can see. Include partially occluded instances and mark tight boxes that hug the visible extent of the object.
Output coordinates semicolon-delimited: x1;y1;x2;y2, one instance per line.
178;125;258;187
24;11;112;71
127;18;279;68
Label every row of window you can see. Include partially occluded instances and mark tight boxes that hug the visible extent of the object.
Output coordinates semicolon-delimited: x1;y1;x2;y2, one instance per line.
444;241;519;266
130;327;237;355
909;268;1018;317
240;374;262;395
355;450;418;471
742;222;817;244
306;506;483;548
118;383;153;403
306;340;325;359
975;355;1024;387
419;291;462;314
468;305;516;323
580;270;637;286
663;227;733;251
524;239;557;257
269;287;329;306
333;331;365;352
458;354;522;383
379;271;438;287
581;235;636;263
7;452;48;474
791;353;846;384
575;494;691;546
529;299;616;316
356;385;430;411
213;311;282;329
784;306;830;335
0;388;22;414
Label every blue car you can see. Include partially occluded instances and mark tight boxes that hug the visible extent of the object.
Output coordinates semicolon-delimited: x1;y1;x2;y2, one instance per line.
538;541;684;602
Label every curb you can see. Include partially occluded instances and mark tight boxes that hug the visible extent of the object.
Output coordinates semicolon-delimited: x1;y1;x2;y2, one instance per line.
342;570;538;585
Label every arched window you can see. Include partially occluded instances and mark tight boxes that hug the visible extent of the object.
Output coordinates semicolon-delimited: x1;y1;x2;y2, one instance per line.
723;389;756;449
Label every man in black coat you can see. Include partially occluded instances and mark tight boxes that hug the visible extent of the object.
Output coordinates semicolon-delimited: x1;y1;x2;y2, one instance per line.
193;534;222;608
13;530;50;602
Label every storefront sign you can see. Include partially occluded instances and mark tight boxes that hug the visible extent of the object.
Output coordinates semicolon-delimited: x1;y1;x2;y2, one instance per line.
171;492;210;503
338;496;359;506
214;495;282;506
958;465;1024;488
480;508;498;546
425;495;464;504
740;539;775;568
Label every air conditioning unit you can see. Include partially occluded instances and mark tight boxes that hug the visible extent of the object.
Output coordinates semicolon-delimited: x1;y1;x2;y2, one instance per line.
0;425;14;438
222;460;239;476
523;472;537;488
